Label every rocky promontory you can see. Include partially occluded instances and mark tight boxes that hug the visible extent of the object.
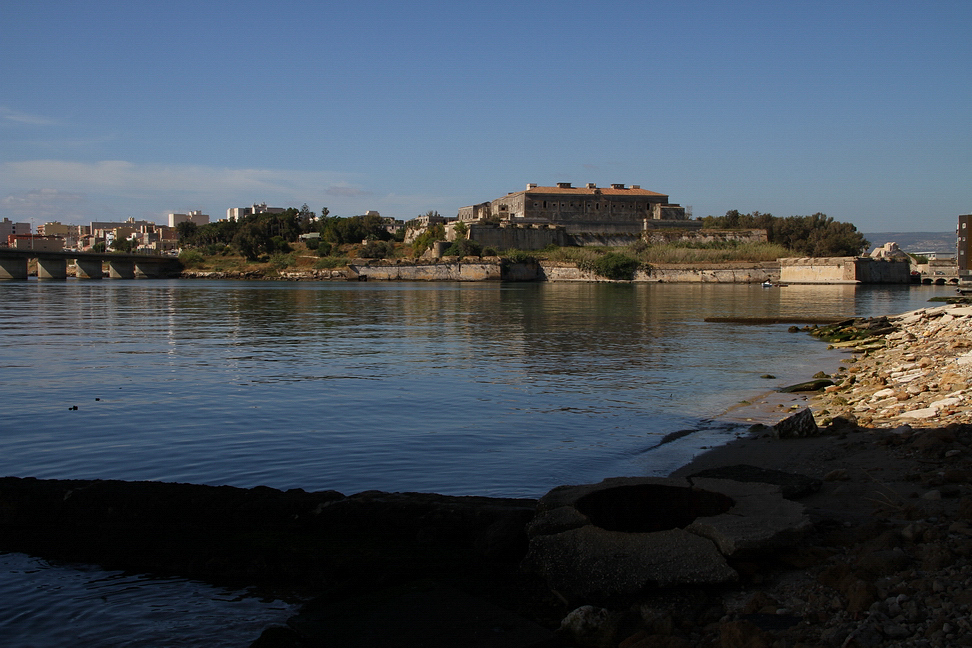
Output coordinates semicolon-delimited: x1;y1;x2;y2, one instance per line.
811;304;972;428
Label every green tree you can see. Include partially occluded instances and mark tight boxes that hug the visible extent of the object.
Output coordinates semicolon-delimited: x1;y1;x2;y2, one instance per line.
703;210;868;257
297;204;316;232
232;224;263;260
110;237;138;253
322;214;392;245
360;240;396;259
175;220;199;243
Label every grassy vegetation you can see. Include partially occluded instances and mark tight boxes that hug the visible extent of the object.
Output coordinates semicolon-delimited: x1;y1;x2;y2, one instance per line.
632;241;788;264
314;256;351;269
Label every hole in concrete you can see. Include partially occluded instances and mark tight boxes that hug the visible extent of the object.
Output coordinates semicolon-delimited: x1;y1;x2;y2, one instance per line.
574;484;734;533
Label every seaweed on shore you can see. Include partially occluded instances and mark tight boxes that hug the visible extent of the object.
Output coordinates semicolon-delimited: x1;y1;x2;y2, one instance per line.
808;316;895;343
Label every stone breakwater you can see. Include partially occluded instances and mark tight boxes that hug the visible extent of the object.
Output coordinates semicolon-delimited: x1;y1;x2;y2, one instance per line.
812;304;972;429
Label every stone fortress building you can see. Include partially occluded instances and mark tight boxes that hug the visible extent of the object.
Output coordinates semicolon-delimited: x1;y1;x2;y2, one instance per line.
458;182;692;235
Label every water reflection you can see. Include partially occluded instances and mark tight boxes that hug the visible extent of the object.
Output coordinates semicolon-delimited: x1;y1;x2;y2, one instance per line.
0;280;955;497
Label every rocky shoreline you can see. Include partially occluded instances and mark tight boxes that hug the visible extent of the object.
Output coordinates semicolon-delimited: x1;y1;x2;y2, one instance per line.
2;303;972;647
656;302;972;648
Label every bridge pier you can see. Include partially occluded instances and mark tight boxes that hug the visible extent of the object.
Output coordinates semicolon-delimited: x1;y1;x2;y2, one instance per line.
75;258;103;279
134;261;161;278
0;256;28;280
37;257;67;280
108;260;136;279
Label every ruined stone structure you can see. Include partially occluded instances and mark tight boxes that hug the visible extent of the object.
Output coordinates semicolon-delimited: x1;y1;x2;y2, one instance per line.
458;182;692;235
868;241;911;261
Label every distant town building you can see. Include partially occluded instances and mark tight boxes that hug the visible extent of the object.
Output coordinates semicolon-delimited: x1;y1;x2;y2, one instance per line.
225;203;285;221
959;214;972;271
8;235;64;252
0;218;31;243
132;225;179;253
90;218;157;239
38;222;88;249
365;212;406;235
457;182;690;235
168;210;210;228
82;218;177;252
407;212;448;229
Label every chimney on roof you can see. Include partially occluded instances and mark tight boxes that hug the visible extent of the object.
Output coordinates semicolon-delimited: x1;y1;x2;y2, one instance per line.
526;183;537;189
556;182;572;189
611;183;625;190
586;183;597;189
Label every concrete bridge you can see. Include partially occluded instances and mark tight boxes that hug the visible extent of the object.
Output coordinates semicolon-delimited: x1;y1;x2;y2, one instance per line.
0;248;182;280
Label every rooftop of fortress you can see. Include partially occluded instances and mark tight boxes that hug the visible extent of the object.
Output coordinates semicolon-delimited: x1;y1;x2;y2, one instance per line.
506;182;667;198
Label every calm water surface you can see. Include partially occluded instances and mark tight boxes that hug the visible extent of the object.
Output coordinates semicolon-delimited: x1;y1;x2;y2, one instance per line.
0;279;955;646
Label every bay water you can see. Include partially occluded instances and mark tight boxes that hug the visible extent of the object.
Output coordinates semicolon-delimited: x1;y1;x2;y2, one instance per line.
0;279;955;645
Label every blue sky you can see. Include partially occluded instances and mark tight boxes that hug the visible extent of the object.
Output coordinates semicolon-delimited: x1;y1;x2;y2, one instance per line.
1;0;969;232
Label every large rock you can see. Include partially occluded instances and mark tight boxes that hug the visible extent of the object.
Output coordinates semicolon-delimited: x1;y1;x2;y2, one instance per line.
772;407;820;438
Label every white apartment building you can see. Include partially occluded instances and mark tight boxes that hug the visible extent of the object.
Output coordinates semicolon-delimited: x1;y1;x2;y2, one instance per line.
225;203;285;221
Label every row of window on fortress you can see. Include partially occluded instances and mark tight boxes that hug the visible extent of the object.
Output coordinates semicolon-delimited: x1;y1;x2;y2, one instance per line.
532;201;646;210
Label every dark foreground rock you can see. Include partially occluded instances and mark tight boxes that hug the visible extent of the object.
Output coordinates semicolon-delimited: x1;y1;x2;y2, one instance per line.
0;478;559;647
6;422;972;647
0;479;531;589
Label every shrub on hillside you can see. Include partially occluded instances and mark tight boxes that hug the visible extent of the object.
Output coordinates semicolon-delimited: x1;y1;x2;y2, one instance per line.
268;252;296;270
443;239;483;258
178;250;205;268
585;252;641;280
360;240;396;259
501;250;537;264
315;257;349;269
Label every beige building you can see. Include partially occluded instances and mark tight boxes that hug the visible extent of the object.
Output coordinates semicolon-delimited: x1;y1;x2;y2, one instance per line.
9;235;64;252
37;222;88;248
168;210;210;228
458;182;690;235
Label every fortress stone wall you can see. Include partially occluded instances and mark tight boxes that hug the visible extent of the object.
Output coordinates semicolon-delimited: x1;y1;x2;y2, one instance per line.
780;257;911;284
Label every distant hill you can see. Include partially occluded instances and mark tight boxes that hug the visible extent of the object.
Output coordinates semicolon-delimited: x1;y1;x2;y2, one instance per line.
862;232;956;255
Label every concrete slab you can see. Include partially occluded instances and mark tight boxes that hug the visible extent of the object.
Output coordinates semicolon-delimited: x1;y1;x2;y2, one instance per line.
686;478;813;555
525;476;811;601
